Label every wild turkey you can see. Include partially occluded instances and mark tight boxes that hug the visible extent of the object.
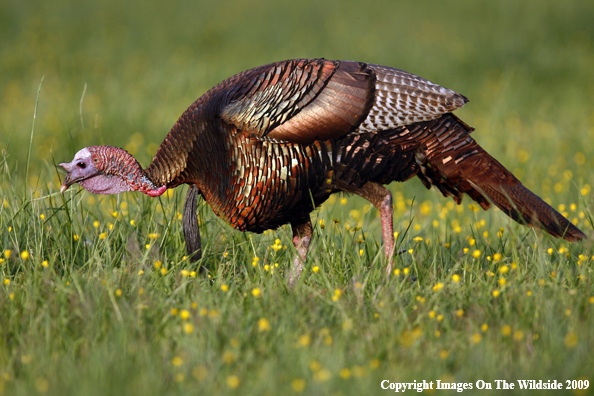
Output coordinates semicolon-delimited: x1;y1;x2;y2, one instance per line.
60;58;586;284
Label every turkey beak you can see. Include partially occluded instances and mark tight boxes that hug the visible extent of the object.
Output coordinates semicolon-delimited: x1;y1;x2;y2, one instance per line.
59;162;74;194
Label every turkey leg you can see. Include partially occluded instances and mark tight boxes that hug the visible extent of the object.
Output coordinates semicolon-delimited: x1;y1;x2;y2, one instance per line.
288;218;313;286
340;182;395;274
183;184;202;266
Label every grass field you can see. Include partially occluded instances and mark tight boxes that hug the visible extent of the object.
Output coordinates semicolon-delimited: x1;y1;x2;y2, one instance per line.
1;0;594;394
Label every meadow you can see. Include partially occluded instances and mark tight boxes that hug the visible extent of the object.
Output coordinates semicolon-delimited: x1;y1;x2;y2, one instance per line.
1;0;594;394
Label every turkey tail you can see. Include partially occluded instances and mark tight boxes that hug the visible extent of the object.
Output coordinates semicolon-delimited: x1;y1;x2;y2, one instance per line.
478;182;585;241
419;114;586;242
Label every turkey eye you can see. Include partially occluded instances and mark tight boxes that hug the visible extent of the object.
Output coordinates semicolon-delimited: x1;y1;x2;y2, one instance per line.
77;162;86;169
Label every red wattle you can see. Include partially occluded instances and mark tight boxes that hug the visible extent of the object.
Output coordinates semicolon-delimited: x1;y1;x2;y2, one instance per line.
145;185;167;197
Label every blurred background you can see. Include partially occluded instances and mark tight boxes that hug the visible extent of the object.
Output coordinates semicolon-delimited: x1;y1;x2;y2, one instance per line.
1;0;593;202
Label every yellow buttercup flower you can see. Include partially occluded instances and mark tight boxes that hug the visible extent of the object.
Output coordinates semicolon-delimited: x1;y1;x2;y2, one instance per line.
258;318;271;332
226;375;240;389
180;310;190;320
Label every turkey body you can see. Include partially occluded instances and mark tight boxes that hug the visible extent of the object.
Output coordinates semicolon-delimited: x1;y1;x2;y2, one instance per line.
145;59;472;233
60;58;586;284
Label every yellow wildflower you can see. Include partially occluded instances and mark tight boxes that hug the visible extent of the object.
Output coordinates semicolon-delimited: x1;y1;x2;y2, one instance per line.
291;379;306;392
513;330;524;341
258;318;271;332
180;310;190;320
313;368;331;382
226;375;240;389
298;334;311;347
564;332;578;348
271;239;282;251
339;368;351;379
331;289;341;301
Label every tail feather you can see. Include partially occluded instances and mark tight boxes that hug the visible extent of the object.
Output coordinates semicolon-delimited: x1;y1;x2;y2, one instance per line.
420;113;586;242
478;182;586;242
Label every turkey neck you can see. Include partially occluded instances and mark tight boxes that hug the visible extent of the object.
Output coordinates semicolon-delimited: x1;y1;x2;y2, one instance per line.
143;101;229;199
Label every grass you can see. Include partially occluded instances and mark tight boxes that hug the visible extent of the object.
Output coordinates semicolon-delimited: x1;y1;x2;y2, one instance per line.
1;0;594;394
